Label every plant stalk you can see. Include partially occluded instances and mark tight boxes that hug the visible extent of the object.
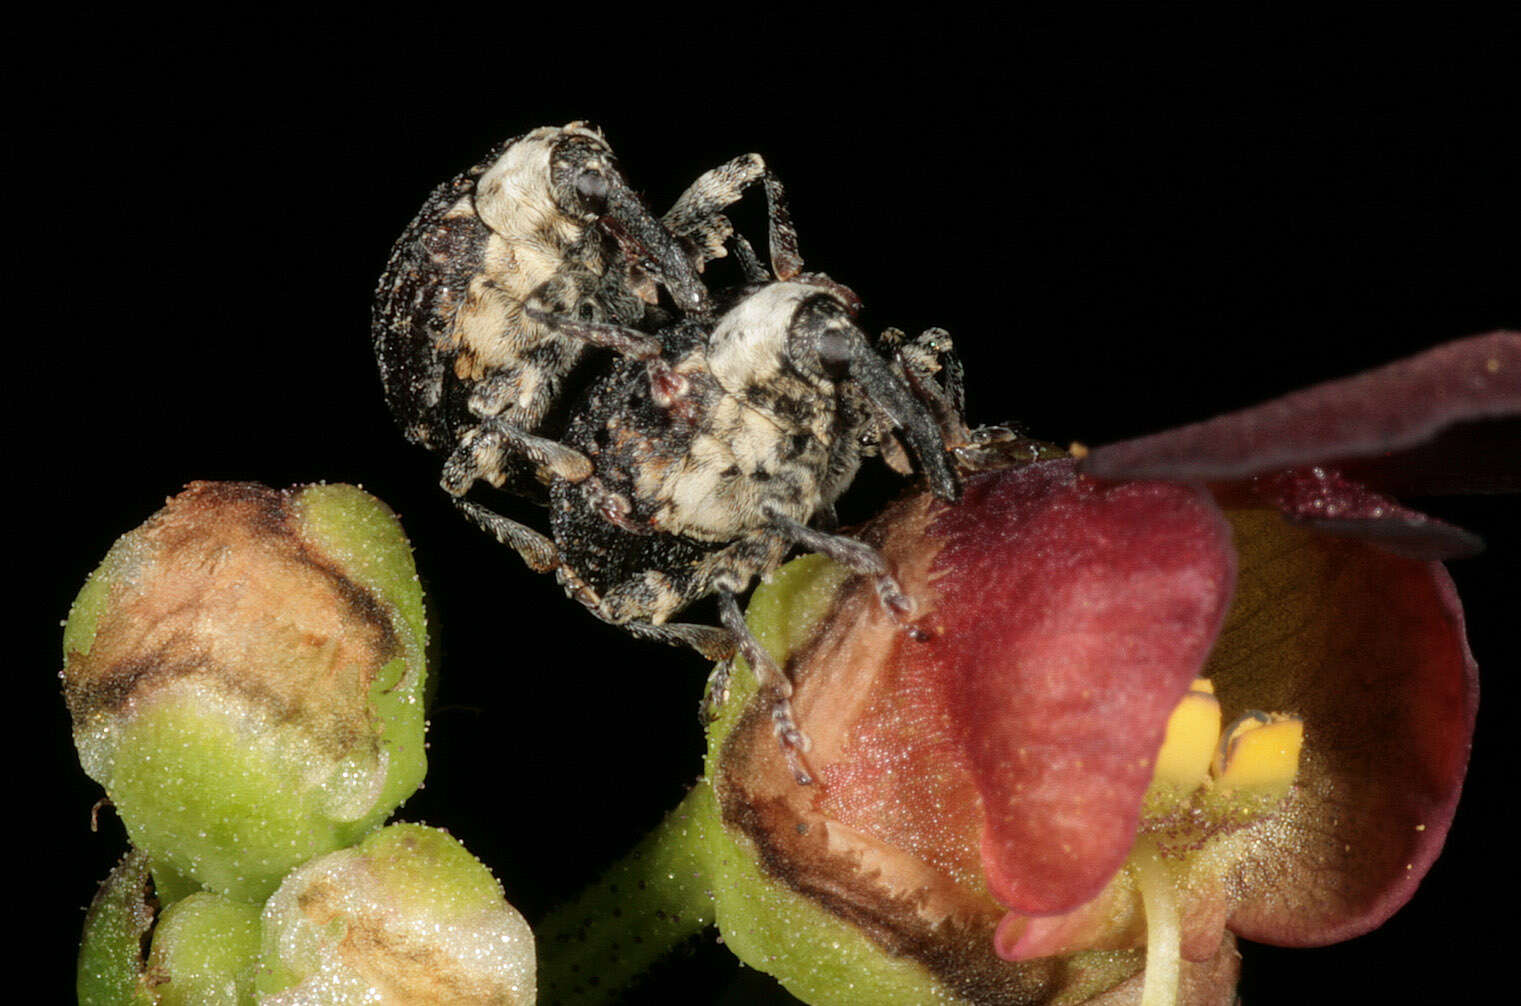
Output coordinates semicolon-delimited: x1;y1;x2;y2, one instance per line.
536;787;718;1005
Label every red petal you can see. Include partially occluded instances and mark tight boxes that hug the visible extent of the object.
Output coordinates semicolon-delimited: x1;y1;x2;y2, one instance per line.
1080;332;1521;490
1208;510;1478;945
1251;466;1483;560
926;460;1236;915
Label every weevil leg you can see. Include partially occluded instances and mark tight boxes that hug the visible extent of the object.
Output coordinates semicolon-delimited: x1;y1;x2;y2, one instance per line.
554;559;736;661
625;620;736;663
892;328;1032;473
894;327;972;446
717;589;815;786
662;153;767;271
442;421;593;494
930;330;969;430
762;170;805;281
454;499;562;574
573;534;805;761
525;304;664;360
592;537;780;637
528;306;689;406
729;233;771;284
762;506;930;641
700;659;735;723
664;153;766;228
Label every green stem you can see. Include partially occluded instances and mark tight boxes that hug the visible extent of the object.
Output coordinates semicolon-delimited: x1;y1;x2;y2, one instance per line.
536;787;718;1005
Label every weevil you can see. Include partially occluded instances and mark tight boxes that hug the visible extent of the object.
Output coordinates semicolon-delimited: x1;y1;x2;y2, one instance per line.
372;122;772;563
463;264;961;783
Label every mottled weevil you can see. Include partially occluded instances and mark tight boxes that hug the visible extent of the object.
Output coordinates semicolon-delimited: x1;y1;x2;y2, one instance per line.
373;122;770;562
464;232;962;783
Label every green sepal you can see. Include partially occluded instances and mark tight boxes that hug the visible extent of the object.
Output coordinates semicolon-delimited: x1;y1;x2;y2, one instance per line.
698;554;961;1004
77;850;157;1006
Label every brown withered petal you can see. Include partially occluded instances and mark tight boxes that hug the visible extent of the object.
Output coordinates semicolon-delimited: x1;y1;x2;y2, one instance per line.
1080;331;1521;493
64;481;399;735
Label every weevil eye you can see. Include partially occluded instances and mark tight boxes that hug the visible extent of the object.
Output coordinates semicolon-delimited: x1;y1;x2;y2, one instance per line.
575;170;610;210
817;327;855;380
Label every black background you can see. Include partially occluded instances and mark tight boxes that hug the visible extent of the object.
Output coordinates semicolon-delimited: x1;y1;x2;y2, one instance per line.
21;11;1518;1003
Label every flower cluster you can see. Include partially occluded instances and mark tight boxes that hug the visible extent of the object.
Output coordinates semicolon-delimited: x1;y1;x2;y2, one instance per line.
65;330;1516;1003
67;483;534;1003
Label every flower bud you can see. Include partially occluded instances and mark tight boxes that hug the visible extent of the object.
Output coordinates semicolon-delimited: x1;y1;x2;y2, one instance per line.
62;482;429;900
78;852;264;1005
146;892;264;1005
77;850;156;1005
255;823;535;1004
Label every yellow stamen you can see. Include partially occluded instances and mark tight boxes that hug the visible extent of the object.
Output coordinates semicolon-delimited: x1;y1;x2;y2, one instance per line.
1147;679;1220;791
1213;713;1304;796
1123;691;1304;1005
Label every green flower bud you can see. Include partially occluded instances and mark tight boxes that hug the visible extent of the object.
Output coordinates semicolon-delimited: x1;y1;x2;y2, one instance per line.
256;823;535;1004
79;852;263;1005
63;482;429;900
146;892;264;1005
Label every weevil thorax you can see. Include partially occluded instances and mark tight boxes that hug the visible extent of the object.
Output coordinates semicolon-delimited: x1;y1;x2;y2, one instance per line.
638;282;852;540
706;282;845;424
472;122;606;242
443;123;619;393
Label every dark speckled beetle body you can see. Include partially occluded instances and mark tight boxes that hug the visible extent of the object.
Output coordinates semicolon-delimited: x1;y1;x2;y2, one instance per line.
533;278;963;782
375;126;961;781
372;122;767;506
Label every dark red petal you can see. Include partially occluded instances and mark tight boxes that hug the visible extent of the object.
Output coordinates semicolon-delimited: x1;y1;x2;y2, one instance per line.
1207;510;1477;945
1080;332;1521;489
1251;466;1484;560
927;460;1236;916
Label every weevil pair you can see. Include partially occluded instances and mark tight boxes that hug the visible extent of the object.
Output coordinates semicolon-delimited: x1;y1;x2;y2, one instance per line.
373;123;971;783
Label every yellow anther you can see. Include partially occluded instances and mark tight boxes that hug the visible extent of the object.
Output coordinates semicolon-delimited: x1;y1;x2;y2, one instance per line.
1148;679;1221;791
1212;712;1304;795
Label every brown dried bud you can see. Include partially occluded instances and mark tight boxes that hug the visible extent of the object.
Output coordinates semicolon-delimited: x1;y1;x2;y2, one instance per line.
63;482;429;900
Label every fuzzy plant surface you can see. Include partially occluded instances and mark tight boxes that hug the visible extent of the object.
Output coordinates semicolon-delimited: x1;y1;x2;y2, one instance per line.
64;482;430;902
